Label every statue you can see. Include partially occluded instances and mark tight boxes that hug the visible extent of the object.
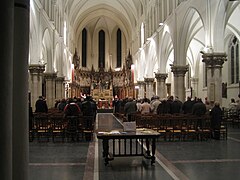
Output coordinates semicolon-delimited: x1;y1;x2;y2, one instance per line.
73;48;80;69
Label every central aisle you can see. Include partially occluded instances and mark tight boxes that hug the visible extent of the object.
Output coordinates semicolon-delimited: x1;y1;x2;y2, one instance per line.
95;113;173;180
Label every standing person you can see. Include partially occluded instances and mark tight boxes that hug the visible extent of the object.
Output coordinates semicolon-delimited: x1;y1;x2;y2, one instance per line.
57;98;67;111
112;96;120;113
151;96;161;114
182;96;194;114
210;102;222;140
64;98;81;117
192;98;206;116
157;99;170;114
35;96;48;113
140;98;151;114
136;99;142;113
124;97;137;121
90;97;97;120
171;96;182;114
81;96;94;116
166;96;174;114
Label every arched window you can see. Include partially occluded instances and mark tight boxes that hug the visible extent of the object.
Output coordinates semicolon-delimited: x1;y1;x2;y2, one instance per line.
229;36;239;84
82;28;87;67
99;30;105;68
204;65;207;87
186;64;191;89
117;29;122;67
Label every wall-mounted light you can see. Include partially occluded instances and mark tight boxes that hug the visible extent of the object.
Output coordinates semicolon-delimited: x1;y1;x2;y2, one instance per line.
147;37;152;41
159;22;164;26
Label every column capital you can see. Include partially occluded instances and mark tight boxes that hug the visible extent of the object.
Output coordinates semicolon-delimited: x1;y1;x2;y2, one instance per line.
171;65;188;77
44;72;57;80
155;73;168;80
144;77;154;83
191;77;199;83
56;76;65;82
137;80;145;85
202;52;227;68
29;64;45;74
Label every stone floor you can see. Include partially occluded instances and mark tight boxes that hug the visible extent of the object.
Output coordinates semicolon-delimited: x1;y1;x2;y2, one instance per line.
29;113;240;180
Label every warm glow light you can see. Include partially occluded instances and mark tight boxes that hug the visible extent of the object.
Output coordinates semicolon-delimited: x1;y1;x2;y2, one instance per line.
163;24;170;33
114;67;121;71
131;64;135;70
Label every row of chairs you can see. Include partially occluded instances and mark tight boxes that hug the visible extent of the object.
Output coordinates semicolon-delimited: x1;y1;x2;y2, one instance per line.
129;113;227;141
29;112;95;142
223;108;240;128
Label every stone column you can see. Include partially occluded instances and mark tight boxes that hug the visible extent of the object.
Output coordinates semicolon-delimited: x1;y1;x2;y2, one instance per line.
202;52;227;104
29;65;45;110
191;77;199;98
171;65;188;101
13;0;30;180
137;81;145;99
44;72;57;108
56;77;65;100
155;73;168;99
0;1;14;179
144;78;155;99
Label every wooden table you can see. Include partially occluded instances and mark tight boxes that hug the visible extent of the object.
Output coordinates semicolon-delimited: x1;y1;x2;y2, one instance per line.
97;128;160;165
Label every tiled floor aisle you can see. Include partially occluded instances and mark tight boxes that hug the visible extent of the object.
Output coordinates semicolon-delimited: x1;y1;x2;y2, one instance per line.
29;113;240;180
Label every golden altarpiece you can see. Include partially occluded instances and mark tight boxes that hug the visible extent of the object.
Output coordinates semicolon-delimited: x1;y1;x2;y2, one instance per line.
68;51;135;107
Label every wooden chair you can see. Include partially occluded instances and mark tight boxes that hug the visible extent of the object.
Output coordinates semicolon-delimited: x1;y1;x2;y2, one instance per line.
79;116;95;141
183;116;199;141
198;115;212;141
34;113;50;142
169;116;183;141
156;115;168;141
65;116;79;142
50;113;65;142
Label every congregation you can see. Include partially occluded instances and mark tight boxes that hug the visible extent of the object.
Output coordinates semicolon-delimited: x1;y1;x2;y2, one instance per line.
113;95;240;140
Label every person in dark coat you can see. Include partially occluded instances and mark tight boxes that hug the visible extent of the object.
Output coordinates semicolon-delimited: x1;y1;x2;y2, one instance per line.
64;98;81;117
81;96;94;116
210;102;222;140
124;97;137;121
35;96;48;113
157;99;170;114
182;96;194;114
171;97;182;114
192;98;206;116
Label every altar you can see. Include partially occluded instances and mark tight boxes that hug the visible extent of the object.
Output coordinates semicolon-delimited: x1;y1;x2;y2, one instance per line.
70;52;135;102
92;89;113;101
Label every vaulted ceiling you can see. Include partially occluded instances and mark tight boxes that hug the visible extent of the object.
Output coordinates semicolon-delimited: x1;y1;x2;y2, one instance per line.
65;0;142;43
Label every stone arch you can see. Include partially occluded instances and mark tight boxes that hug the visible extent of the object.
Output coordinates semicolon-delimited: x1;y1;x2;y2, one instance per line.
213;0;232;51
54;43;61;74
145;38;158;77
178;7;205;66
137;49;146;81
159;31;173;73
29;5;39;64
42;28;53;72
91;18;113;70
